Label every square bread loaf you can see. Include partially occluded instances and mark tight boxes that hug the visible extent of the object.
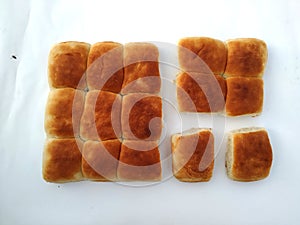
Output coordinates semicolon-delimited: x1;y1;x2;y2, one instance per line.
117;140;162;181
48;41;90;90
44;41;163;183
80;90;122;141
44;88;85;138
177;37;268;117
176;73;227;113
82;139;121;181
226;127;273;181
224;38;268;78
121;42;161;94
172;128;214;182
121;93;162;140
87;42;124;93
178;37;227;74
43;138;83;183
225;77;264;116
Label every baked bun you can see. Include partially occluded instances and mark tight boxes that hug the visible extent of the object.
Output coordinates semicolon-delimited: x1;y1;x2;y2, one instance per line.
82;139;121;181
225;77;263;116
48;41;90;90
176;73;227;113
121;93;162;140
178;37;227;74
43;138;83;183
80;90;122;141
226;127;273;181
117;140;161;181
172;128;214;182
44;88;85;138
87;42;124;93
121;42;160;94
224;38;268;78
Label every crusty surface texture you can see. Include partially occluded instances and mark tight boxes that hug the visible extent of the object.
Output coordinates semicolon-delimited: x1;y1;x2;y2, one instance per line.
80;90;122;141
43;138;83;183
121;93;162;140
178;37;227;75
122;42;160;94
224;38;268;77
172;129;214;182
117;140;161;181
48;41;90;89
87;42;124;93
44;88;85;138
225;77;263;116
176;73;227;113
82;139;121;181
226;128;273;181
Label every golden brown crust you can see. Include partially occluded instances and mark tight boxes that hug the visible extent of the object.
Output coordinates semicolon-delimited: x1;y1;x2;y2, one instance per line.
172;129;214;182
224;38;268;77
122;42;160;94
43;138;83;183
80;90;122;141
176;73;227;112
178;37;227;74
121;93;162;140
117;140;161;181
44;88;85;138
87;42;124;93
225;77;263;116
229;129;273;181
82;139;121;181
48;41;90;89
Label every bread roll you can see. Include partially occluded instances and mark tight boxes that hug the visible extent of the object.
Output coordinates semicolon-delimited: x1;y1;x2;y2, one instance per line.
48;41;90;90
176;73;227;113
121;93;162;140
226;127;273;181
82;139;121;181
87;42;124;93
224;38;268;78
44;88;85;138
80;90;122;141
43;138;83;183
172;128;214;182
225;77;263;116
121;42;160;94
117;140;161;181
178;37;227;75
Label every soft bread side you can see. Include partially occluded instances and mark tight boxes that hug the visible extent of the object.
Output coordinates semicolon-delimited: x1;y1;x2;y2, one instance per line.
172;128;214;182
226;127;273;182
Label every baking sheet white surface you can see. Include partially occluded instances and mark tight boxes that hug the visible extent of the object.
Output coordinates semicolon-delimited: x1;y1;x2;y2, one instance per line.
1;0;300;224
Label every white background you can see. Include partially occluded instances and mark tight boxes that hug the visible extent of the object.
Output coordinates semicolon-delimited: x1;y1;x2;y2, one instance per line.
1;0;300;224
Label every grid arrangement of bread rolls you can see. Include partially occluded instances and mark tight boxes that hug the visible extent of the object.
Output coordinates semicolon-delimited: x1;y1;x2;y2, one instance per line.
43;38;273;183
177;37;267;115
44;42;162;183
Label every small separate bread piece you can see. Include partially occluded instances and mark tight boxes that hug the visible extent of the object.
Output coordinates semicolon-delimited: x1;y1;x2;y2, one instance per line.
178;37;227;74
172;129;214;182
117;140;161;181
44;88;85;138
48;41;90;90
82;139;121;181
224;38;268;78
80;90;122;141
121;93;162;140
87;42;124;93
226;127;273;181
225;77;263;116
43;138;83;183
122;42;161;94
176;73;227;113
